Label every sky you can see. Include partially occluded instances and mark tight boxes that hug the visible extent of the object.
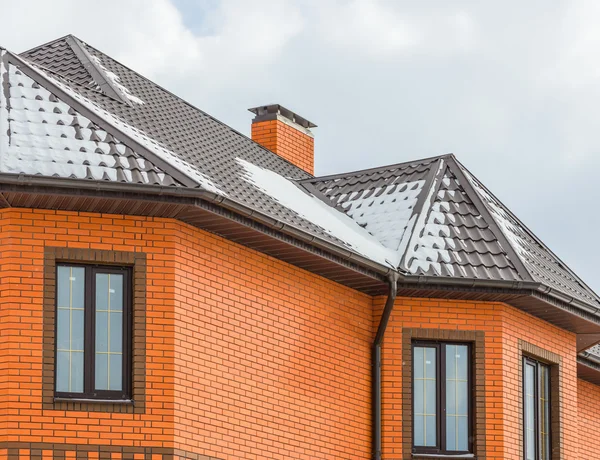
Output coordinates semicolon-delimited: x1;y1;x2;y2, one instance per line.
1;0;599;293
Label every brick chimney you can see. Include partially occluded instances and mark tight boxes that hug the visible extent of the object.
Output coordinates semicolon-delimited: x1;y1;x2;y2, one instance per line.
249;104;317;175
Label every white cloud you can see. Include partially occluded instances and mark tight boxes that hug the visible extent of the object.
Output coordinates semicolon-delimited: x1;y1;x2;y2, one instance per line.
314;0;477;57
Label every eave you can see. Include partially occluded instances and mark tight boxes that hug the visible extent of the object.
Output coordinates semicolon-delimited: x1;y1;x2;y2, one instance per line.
578;353;600;386
1;177;600;332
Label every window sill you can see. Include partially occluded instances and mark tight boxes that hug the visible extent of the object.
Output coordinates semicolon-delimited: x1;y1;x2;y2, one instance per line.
412;454;475;459
54;397;134;405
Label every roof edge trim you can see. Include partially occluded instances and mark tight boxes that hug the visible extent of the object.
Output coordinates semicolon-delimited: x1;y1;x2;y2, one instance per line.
398;158;447;269
64;36;129;105
302;153;454;185
5;50;203;190
454;156;600;304
446;155;534;282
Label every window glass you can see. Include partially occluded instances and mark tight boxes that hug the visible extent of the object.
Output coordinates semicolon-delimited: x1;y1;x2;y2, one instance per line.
413;341;472;455
95;273;124;391
540;364;550;460
524;362;536;460
524;358;551;460
55;266;85;393
55;265;130;399
446;344;469;451
414;346;437;447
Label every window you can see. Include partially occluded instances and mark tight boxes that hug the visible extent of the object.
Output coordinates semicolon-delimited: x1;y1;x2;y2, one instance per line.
523;357;551;460
412;342;472;455
55;264;131;400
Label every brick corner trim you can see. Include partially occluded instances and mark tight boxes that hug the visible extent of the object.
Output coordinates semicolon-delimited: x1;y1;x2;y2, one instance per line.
42;247;147;413
401;328;486;460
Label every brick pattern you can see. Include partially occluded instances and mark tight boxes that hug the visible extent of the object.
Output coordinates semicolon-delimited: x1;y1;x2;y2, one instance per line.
0;209;174;449
375;296;579;459
578;378;600;459
251;119;315;174
0;444;174;460
0;206;592;459
171;218;373;459
42;247;147;413
0;208;372;459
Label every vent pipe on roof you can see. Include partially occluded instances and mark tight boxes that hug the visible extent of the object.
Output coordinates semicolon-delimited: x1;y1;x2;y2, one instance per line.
248;104;317;175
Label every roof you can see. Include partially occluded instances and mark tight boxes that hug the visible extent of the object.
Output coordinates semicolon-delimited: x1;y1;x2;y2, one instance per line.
303;155;600;307
1;35;600;356
12;35;390;262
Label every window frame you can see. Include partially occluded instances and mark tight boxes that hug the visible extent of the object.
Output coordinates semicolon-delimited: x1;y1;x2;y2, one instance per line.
412;340;473;456
523;356;552;460
54;263;133;401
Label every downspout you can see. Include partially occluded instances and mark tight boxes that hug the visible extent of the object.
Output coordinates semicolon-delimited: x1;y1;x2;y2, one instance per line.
373;271;400;460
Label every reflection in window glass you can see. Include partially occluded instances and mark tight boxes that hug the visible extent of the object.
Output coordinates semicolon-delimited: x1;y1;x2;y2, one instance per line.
446;344;469;451
95;273;124;391
540;364;550;460
414;346;437;447
524;363;535;460
55;266;85;393
524;358;551;460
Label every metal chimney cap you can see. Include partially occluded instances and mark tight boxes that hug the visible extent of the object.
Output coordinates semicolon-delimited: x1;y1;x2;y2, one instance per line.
248;104;317;129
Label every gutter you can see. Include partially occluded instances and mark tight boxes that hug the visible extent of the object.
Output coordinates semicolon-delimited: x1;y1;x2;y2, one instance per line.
399;274;600;316
373;271;400;460
579;351;600;367
0;172;395;280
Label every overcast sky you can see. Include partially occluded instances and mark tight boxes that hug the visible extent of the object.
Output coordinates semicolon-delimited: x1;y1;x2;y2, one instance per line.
1;0;599;293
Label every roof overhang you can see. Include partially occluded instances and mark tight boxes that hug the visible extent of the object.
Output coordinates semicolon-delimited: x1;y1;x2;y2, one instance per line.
578;354;600;386
2;177;600;351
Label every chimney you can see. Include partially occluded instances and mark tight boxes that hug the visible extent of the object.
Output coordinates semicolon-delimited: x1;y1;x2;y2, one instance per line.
249;104;317;175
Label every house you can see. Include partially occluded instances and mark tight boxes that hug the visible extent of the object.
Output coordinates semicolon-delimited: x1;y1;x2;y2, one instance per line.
0;34;599;460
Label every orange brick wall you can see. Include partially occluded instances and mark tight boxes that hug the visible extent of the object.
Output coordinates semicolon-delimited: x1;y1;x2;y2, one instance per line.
376;296;579;459
0;209;175;451
171;218;373;459
0;208;372;459
578;378;600;459
251;119;315;175
0;207;593;459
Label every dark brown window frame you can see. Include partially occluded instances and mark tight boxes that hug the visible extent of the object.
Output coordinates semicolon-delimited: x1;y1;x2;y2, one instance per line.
518;341;562;460
54;263;133;401
43;247;146;413
522;356;551;460
412;340;473;456
402;328;486;460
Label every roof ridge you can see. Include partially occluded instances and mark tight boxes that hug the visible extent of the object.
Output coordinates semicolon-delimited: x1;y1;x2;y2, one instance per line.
454;157;600;302
303;153;454;184
4;50;220;192
445;156;534;282
64;36;130;105
397;158;448;270
76;38;313;179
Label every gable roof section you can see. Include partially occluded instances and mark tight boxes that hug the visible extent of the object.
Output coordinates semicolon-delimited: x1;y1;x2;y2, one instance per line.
16;36;404;266
0;50;205;188
303;155;600;307
461;161;600;305
0;53;184;187
3;35;599;330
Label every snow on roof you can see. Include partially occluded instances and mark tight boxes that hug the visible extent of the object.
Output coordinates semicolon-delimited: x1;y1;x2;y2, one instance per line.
0;58;182;186
16;57;225;195
238;158;401;268
90;55;144;105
